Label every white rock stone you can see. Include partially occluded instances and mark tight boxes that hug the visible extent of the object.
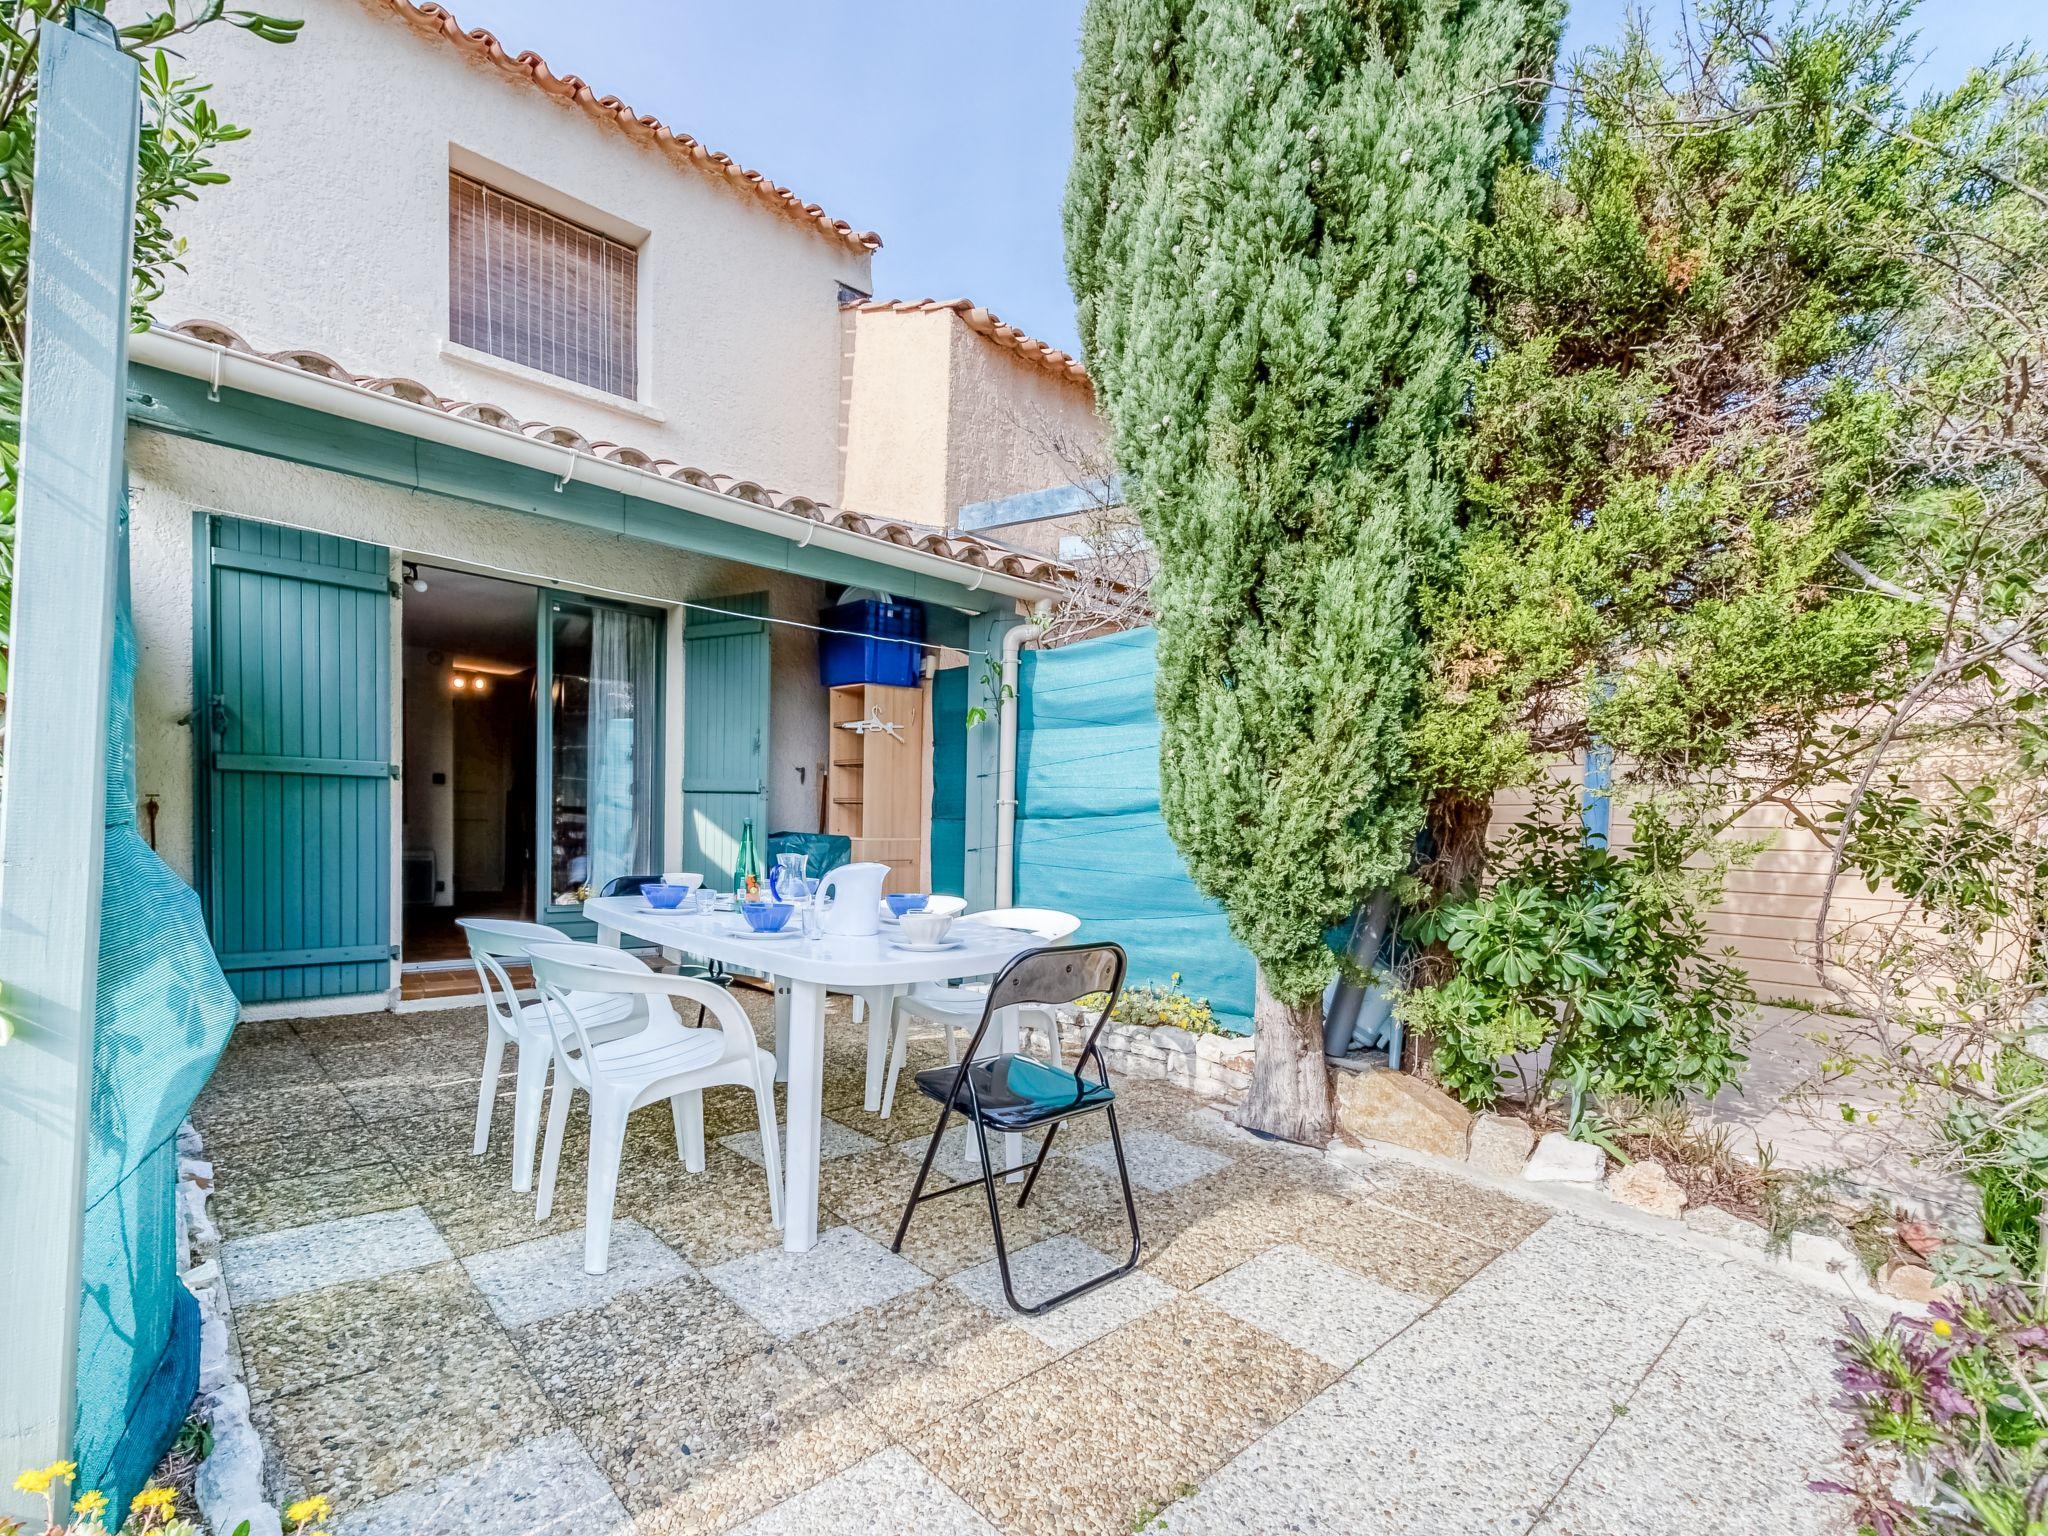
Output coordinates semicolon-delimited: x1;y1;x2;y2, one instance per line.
1683;1203;1768;1250
177;1121;204;1158
1605;1158;1689;1220
1524;1131;1607;1184
181;1256;222;1292
179;1156;214;1187
180;1181;220;1251
195;1385;282;1536
1467;1114;1537;1177
1789;1229;1857;1275
198;1299;232;1394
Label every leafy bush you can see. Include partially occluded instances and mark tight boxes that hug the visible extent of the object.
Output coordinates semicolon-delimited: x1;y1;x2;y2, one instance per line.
1825;1287;2048;1535
1949;1049;2048;1282
1401;798;1752;1110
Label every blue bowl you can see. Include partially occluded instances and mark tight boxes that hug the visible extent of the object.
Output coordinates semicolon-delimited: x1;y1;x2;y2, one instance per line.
643;882;692;909
742;901;794;933
885;893;929;918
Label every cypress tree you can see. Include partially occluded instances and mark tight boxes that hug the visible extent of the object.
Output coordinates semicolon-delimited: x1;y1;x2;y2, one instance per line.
1064;0;1557;1141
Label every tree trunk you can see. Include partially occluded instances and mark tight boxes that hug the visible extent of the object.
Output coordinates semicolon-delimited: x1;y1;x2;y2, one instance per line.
1231;967;1336;1146
1412;790;1493;989
1400;789;1496;1081
1425;789;1492;897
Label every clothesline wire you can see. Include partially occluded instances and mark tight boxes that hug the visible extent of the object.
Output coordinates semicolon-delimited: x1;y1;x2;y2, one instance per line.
671;597;988;657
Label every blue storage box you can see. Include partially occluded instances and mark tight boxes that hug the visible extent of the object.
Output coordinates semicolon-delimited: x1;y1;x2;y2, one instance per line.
818;598;925;688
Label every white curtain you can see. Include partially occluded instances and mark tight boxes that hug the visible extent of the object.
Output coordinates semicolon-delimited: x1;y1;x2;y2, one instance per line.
585;606;658;893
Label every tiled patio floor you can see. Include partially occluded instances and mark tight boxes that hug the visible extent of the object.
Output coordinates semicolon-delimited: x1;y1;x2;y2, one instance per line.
196;998;1860;1536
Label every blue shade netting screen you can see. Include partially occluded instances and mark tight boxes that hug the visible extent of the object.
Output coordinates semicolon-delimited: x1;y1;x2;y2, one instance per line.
75;524;240;1506
1012;628;1253;1032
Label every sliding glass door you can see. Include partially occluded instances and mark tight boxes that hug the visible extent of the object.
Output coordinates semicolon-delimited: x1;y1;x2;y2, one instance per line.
537;592;663;934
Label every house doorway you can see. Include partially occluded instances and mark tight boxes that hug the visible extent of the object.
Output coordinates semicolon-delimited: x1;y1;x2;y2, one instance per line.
399;563;668;983
400;565;539;968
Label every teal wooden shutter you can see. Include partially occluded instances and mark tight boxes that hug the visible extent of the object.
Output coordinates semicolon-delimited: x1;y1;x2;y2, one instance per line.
199;517;393;1003
681;594;768;890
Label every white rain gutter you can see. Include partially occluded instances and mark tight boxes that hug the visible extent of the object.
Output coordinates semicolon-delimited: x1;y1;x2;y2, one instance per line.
128;326;1066;607
993;614;1045;905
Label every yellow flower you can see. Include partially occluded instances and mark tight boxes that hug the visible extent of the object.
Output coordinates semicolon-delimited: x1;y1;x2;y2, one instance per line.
129;1487;177;1518
285;1494;332;1527
13;1461;74;1496
1932;1318;1953;1338
73;1489;108;1520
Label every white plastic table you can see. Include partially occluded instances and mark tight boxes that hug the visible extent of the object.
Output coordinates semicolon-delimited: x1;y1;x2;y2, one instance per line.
583;895;1037;1252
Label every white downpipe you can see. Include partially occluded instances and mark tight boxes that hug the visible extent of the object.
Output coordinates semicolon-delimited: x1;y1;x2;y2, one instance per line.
128;327;1066;607
993;616;1044;906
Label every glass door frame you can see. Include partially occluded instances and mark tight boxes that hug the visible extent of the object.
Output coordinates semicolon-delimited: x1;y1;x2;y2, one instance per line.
534;586;667;936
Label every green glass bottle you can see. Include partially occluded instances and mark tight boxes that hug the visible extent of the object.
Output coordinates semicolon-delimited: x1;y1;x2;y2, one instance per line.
733;818;760;899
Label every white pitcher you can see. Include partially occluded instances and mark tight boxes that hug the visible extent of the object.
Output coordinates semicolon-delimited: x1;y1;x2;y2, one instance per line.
814;861;888;937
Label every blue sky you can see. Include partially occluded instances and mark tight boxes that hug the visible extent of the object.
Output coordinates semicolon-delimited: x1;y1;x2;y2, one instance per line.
458;0;2032;359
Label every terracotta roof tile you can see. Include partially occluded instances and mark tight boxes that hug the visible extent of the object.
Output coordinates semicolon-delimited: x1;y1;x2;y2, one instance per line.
844;298;1090;389
378;1;882;255
159;321;1078;591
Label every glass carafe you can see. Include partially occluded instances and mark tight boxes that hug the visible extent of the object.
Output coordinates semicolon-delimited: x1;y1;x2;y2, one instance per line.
770;852;810;902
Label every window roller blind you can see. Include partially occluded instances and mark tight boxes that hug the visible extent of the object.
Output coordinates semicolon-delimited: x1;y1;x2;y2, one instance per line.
449;173;638;399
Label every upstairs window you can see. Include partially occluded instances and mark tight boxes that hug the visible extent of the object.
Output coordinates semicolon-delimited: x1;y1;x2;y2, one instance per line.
449;173;638;398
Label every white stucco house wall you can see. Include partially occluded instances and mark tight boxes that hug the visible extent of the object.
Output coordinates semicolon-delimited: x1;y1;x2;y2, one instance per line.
123;0;1088;1012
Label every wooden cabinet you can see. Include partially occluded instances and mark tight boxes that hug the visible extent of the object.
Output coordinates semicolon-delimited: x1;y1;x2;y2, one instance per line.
825;682;928;894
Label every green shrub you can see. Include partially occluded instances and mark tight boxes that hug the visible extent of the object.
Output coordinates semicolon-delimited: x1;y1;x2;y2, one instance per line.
1950;1049;2048;1279
1401;797;1752;1110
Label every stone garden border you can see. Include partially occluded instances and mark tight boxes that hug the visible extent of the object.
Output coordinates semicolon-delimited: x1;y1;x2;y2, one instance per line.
1324;1064;1940;1308
174;1123;285;1536
1058;1014;1939;1310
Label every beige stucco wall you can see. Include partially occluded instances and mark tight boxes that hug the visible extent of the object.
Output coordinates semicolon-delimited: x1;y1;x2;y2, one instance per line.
838;307;1108;531
943;320;1105;517
156;0;872;505
838;307;957;523
127;429;831;955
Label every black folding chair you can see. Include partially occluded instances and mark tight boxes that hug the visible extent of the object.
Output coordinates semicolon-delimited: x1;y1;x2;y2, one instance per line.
890;942;1139;1315
597;873;733;1026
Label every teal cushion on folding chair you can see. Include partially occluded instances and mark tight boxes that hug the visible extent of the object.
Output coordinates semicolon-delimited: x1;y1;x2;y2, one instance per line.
913;1055;1115;1131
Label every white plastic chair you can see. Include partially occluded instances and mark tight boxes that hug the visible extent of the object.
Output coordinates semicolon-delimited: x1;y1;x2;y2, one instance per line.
527;942;783;1274
459;917;641;1193
879;907;1082;1117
